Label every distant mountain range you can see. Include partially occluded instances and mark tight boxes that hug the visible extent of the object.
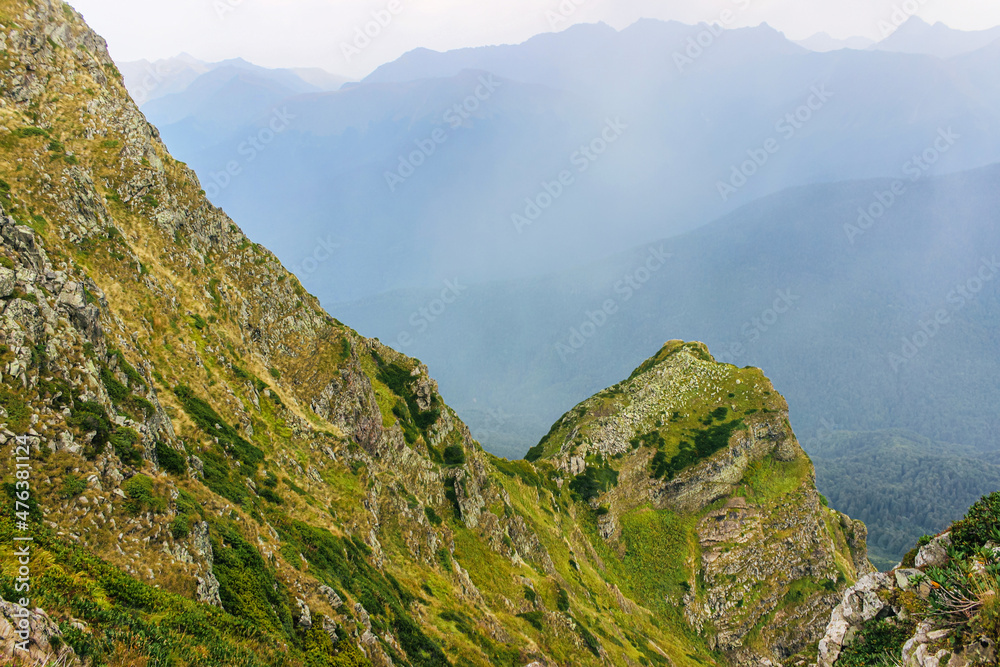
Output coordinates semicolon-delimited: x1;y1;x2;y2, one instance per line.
120;54;349;106
117;17;1000;564
335;163;1000;458
129;18;1000;304
794;33;874;52
871;17;1000;59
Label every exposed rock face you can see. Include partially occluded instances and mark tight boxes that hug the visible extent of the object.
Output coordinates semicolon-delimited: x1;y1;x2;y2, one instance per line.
0;596;78;665
814;529;996;667
530;342;872;665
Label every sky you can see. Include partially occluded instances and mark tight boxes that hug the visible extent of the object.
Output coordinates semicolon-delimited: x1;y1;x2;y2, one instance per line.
69;0;1000;79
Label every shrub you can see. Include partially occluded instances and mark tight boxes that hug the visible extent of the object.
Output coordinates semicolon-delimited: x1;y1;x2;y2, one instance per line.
424;506;442;526
651;419;744;481
0;386;30;433
60;474;88;498
171;515;191;539
516;611;544;631
173;385;263;469
568;464;619;502
835;619;911;667
110;427;143;467
556;587;570;612
953;492;1000;553
442;445;466;466
122;475;164;515
155;441;187;475
68;401;112;458
258;488;283;505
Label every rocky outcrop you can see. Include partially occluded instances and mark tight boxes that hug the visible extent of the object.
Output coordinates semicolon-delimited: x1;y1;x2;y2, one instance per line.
0;596;78;665
814;531;996;667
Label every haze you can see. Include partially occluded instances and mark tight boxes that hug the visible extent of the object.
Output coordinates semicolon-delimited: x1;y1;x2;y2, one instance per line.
70;0;1000;78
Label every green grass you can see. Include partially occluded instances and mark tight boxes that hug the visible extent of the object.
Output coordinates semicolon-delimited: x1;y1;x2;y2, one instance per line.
609;508;695;618
739;454;811;502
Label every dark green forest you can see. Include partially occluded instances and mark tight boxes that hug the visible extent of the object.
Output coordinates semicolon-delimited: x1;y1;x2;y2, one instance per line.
811;430;1000;569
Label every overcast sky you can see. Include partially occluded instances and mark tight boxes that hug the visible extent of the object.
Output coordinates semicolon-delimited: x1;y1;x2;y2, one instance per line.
69;0;1000;79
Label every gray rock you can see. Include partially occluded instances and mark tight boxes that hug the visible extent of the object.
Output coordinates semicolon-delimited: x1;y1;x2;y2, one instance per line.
0;267;14;298
916;534;951;569
296;598;313;628
0;596;77;664
320;585;343;609
895;568;924;590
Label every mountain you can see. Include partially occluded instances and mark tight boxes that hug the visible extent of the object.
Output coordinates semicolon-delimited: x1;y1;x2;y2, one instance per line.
335;163;1000;562
119;53;217;105
0;2;870;665
337;164;1000;456
872;16;1000;59
795;32;874;52
139;18;1000;303
121;54;348;118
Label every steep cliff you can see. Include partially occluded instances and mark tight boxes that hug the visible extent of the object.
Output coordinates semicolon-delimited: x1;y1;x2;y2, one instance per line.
0;2;868;665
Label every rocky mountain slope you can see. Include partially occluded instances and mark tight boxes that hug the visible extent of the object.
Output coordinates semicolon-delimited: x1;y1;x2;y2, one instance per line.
0;1;869;665
813;492;1000;667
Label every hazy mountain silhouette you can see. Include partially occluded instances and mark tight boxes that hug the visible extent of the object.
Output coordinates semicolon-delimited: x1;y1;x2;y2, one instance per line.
335;164;1000;462
873;17;1000;59
134;20;1000;304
